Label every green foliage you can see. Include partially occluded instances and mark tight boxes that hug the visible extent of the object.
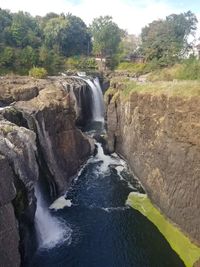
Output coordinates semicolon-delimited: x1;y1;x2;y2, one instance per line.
177;59;200;80
141;11;198;66
8;11;41;48
109;79;200;99
0;9;12;46
147;64;183;81
0;8;92;75
43;14;91;57
117;62;146;74
65;56;97;70
90;16;124;58
0;46;15;67
118;34;141;62
0;7;198;75
38;45;64;74
148;59;200;81
29;67;47;78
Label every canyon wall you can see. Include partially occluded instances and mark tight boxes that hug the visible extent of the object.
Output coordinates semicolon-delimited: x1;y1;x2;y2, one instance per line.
106;89;200;247
0;76;94;266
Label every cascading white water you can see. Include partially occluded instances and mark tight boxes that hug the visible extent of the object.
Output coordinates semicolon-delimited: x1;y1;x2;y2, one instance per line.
92;143;126;173
34;184;72;249
91;77;105;122
76;76;105;122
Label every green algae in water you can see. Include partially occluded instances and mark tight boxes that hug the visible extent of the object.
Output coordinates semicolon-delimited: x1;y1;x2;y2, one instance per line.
127;192;200;267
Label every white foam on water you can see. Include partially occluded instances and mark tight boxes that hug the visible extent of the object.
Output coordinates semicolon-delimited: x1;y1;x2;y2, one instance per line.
49;196;72;211
101;206;130;213
94;143;121;173
88;205;130;213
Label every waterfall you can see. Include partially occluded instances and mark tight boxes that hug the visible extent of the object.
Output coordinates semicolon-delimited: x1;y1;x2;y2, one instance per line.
73;76;105;122
34;183;72;249
85;77;104;122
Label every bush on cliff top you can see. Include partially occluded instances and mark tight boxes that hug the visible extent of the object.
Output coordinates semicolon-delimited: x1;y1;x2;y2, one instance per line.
29;67;48;79
129;80;200;97
117;62;147;75
148;59;200;82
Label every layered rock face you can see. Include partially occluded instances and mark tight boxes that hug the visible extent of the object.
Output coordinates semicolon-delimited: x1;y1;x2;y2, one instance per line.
106;91;200;246
15;79;93;195
0;155;21;267
0;119;38;266
0;76;94;266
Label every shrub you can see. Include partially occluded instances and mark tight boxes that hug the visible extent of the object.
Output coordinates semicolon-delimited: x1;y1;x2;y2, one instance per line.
177;59;200;80
65;56;97;70
29;67;48;78
148;60;200;82
117;62;146;74
148;64;183;81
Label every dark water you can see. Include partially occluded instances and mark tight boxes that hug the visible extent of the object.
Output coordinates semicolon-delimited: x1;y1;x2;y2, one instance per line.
29;143;185;267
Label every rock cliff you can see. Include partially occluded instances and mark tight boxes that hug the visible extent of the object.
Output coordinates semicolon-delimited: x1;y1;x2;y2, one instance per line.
0;154;21;267
0;76;94;266
106;88;200;248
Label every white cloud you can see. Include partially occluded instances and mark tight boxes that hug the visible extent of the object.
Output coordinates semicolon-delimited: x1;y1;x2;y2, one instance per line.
0;0;195;35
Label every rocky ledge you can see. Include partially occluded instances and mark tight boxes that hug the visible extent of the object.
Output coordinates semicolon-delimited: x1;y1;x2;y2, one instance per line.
0;76;94;266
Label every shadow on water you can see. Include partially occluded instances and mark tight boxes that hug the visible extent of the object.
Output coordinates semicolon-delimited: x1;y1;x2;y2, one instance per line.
29;137;185;267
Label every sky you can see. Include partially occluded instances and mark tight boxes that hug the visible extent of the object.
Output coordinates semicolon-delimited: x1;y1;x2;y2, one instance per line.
0;0;200;36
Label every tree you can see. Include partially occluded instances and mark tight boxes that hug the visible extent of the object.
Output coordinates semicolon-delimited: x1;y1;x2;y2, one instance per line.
8;11;41;48
39;45;64;74
43;14;91;57
118;34;141;61
141;11;198;66
0;9;12;50
0;46;15;67
19;46;37;68
90;16;123;58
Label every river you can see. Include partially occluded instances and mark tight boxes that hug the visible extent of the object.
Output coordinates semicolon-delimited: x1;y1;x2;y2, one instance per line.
29;78;185;267
29;135;185;267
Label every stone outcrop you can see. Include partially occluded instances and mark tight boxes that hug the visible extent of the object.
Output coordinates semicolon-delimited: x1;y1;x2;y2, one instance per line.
0;76;52;104
15;79;93;195
0;119;39;265
106;89;200;248
0;76;94;266
0;155;21;267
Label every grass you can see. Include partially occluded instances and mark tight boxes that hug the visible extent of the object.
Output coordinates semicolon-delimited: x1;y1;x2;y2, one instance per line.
107;80;200;100
116;59;200;82
147;64;183;82
117;62;147;74
127;192;200;267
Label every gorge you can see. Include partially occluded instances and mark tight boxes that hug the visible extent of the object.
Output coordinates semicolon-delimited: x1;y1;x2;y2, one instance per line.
0;74;199;267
